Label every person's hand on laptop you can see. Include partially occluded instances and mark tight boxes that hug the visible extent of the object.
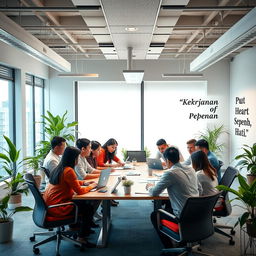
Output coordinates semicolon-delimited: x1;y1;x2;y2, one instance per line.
89;182;98;190
146;183;154;191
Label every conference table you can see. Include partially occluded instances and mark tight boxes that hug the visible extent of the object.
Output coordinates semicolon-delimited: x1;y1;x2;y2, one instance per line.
72;163;168;248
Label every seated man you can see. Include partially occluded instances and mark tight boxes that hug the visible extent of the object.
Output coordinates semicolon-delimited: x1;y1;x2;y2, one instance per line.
42;136;66;182
156;139;184;167
147;147;202;248
182;139;197;166
195;139;221;182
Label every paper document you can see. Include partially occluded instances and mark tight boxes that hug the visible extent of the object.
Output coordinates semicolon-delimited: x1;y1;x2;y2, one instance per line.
110;172;122;176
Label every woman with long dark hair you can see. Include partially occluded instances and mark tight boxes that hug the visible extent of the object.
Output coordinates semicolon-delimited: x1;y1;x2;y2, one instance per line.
97;138;124;167
44;146;97;247
191;150;218;196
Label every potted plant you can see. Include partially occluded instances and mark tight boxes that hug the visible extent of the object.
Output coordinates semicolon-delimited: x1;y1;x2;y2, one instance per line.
235;144;256;185
0;136;29;210
24;155;42;188
121;148;128;161
144;146;151;158
0;194;32;243
122;180;134;195
217;174;256;238
198;124;228;158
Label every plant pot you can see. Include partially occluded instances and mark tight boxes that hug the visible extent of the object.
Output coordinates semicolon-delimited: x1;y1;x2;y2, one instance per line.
247;174;256;185
0;218;13;243
124;186;131;195
8;194;22;210
246;220;256;238
33;175;42;189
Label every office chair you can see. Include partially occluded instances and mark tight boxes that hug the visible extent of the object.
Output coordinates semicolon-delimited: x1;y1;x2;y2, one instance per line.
126;150;146;162
41;166;50;178
157;192;221;256
213;166;238;245
24;174;82;256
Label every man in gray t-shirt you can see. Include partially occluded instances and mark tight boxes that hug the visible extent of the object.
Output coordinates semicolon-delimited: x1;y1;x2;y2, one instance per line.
147;147;201;248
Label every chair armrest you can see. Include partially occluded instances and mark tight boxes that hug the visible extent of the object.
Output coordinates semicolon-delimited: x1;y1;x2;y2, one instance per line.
47;202;78;223
157;209;179;230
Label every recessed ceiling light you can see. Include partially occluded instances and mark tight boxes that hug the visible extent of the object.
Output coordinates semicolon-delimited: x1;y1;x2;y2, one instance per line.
125;27;138;32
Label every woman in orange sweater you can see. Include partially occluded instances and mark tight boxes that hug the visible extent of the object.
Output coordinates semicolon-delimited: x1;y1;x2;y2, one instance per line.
43;146;97;246
97;138;124;167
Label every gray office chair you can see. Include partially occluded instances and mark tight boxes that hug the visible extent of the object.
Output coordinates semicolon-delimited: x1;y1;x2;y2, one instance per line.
157;192;221;256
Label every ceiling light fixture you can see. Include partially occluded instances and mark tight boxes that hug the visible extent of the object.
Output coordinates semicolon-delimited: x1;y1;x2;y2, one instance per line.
162;73;203;78
190;7;256;72
0;13;70;72
125;27;138;32
58;73;99;78
123;47;144;84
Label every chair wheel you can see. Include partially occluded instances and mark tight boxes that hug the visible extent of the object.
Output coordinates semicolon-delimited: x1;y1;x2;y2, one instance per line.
33;248;40;254
230;229;236;235
73;233;78;239
30;236;35;242
197;247;202;251
229;239;235;245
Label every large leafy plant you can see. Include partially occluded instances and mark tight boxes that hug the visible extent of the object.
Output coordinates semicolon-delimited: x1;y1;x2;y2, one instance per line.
24;155;41;176
0;136;28;196
198;125;228;157
235;144;256;175
217;174;256;229
36;111;78;161
0;194;32;222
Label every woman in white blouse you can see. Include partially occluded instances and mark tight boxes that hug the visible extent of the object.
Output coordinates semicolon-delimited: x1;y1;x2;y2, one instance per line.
191;150;218;196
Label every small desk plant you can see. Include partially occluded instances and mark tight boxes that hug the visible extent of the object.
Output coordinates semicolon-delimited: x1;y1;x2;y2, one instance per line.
122;179;134;195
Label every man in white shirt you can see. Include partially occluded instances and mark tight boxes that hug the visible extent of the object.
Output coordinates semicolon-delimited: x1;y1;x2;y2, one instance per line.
182;139;197;166
42;136;66;182
156;138;184;166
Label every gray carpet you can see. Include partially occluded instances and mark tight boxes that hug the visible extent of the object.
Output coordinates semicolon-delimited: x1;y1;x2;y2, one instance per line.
0;180;245;256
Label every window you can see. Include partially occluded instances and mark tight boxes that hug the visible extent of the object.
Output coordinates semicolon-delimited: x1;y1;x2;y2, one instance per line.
77;82;141;158
25;74;44;156
0;65;14;179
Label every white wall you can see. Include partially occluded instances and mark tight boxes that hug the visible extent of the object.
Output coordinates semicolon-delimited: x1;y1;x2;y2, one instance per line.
0;41;49;158
49;59;230;164
230;47;256;170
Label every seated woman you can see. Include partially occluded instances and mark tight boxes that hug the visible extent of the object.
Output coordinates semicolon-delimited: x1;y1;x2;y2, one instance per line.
97;138;124;168
86;140;102;170
43;146;97;246
75;138;101;180
191;150;218;196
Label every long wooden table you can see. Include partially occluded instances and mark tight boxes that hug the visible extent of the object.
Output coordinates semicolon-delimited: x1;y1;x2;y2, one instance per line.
73;163;168;248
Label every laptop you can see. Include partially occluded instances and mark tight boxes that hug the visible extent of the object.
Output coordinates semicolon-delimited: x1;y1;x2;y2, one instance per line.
111;176;122;194
90;168;111;191
127;150;147;162
147;158;163;170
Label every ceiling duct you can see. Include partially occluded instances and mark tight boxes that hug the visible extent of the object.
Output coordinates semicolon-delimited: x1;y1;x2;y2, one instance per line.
0;12;71;72
190;7;256;72
123;47;144;84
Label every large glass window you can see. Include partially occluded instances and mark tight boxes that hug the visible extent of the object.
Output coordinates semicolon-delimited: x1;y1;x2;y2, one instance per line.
78;82;141;158
0;65;14;179
25;74;44;156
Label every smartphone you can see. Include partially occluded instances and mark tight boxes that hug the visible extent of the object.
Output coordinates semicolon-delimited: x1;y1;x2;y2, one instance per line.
98;189;108;193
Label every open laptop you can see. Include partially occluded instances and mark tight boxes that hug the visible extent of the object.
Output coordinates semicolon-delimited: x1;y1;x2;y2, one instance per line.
90;168;111;192
111;176;122;194
147;158;163;170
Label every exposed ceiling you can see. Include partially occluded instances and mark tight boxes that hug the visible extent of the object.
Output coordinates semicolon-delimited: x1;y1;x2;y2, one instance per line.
1;0;256;63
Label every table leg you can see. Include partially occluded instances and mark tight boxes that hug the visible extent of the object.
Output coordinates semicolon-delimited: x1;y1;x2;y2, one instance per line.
97;200;111;248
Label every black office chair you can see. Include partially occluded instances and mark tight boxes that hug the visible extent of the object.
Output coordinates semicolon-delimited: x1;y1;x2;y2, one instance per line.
213;166;238;245
127;150;146;162
24;174;82;256
157;192;221;256
41;166;50;178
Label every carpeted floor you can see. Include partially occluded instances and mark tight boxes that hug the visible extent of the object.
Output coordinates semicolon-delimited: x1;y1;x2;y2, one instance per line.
0;179;245;256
